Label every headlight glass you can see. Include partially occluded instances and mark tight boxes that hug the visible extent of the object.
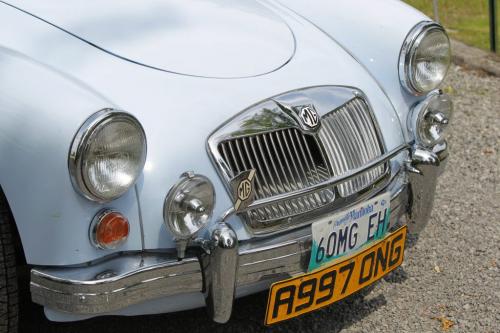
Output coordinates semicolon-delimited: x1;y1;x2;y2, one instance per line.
69;110;147;202
400;22;451;94
164;173;215;239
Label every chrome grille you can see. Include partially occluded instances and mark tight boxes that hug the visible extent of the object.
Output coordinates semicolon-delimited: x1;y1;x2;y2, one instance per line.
318;98;385;197
218;128;335;222
209;86;389;234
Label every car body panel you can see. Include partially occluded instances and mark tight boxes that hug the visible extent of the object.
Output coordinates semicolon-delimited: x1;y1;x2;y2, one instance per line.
0;0;425;266
2;0;295;78
0;48;144;265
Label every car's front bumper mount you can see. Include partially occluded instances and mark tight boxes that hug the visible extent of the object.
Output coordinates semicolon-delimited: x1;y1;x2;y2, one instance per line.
30;143;447;323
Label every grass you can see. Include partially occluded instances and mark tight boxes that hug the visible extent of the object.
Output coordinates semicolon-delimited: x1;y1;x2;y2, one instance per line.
404;0;498;51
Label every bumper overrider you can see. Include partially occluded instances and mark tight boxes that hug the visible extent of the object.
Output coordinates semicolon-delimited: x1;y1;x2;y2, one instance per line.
31;142;447;323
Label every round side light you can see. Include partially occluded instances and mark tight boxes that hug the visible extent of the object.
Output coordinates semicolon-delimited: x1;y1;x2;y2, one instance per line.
409;91;453;147
163;172;215;240
90;210;130;249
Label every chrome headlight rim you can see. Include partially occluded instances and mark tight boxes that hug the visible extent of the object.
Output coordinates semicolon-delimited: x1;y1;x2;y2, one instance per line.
68;109;147;203
399;21;451;95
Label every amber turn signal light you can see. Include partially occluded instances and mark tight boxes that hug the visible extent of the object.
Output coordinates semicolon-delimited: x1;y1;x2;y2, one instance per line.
90;210;130;249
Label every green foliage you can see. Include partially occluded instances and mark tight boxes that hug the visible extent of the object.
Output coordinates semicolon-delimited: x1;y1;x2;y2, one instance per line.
404;0;497;51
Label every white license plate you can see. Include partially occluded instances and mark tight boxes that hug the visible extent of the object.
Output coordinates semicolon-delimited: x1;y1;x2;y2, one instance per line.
308;192;391;271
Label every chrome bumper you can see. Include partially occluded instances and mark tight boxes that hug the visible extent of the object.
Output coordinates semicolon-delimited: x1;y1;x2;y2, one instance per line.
31;143;447;322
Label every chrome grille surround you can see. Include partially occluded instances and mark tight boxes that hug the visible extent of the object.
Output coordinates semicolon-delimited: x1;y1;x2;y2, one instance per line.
207;86;389;235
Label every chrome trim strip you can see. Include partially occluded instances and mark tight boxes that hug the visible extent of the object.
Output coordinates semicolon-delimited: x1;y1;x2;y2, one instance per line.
241;144;408;212
31;255;202;314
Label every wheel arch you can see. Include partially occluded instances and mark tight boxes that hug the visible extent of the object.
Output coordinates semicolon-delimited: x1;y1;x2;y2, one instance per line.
0;184;26;266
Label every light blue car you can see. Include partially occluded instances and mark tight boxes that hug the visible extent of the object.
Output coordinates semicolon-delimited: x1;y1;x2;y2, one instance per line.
0;0;452;330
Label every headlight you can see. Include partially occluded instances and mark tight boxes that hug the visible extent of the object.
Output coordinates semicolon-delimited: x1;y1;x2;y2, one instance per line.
399;22;451;95
409;90;452;147
163;172;215;240
69;109;147;202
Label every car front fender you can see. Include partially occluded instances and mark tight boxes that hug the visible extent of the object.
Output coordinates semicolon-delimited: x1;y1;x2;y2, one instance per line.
0;47;143;265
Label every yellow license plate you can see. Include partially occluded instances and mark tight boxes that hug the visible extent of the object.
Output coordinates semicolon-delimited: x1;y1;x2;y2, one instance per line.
265;226;407;325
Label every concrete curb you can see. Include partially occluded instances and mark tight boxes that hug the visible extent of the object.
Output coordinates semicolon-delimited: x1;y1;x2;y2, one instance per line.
451;39;500;76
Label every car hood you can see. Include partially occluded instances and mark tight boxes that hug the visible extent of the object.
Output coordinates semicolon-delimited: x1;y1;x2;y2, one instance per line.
4;0;295;78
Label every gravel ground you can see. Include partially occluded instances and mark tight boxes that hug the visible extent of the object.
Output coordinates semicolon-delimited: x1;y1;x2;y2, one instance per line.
20;65;500;332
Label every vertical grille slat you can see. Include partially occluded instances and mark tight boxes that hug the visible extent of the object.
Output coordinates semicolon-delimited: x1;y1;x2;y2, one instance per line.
254;136;278;195
319;97;385;197
339;107;368;189
300;133;321;184
353;99;385;184
293;130;315;185
281;131;307;209
319;112;353;193
343;110;370;188
274;132;296;190
333;109;361;192
241;137;265;198
294;130;323;208
227;141;242;174
348;103;375;182
268;133;292;193
248;137;280;217
216;96;386;229
218;128;334;223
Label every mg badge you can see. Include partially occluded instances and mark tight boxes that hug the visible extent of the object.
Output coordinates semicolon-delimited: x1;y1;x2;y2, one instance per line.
237;179;252;201
230;169;256;212
299;106;319;128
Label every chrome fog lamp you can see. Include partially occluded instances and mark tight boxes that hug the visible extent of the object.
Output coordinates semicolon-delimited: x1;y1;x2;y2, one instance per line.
69;109;147;202
163;172;215;242
399;22;451;95
409;91;452;147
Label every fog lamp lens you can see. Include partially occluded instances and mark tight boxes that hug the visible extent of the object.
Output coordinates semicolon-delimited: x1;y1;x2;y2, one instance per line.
410;91;452;147
90;210;130;249
163;173;215;239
